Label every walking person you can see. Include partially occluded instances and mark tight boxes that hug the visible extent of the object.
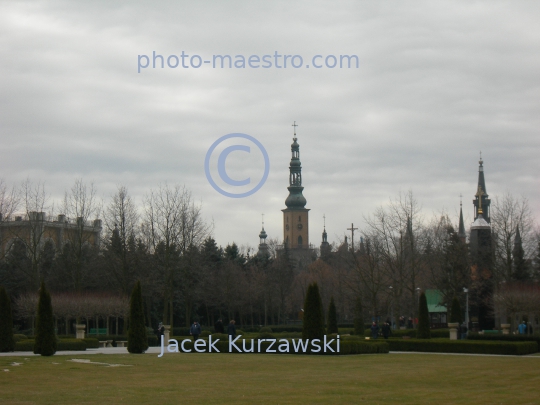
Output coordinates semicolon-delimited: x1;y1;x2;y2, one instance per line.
518;321;527;334
370;322;379;339
190;321;201;340
227;320;237;338
382;322;391;339
215;318;225;334
156;322;165;340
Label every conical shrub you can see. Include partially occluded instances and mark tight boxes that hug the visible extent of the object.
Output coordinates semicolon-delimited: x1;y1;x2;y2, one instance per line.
353;297;364;335
327;296;338;334
0;286;15;352
128;281;148;353
417;292;431;339
302;283;325;340
34;282;57;356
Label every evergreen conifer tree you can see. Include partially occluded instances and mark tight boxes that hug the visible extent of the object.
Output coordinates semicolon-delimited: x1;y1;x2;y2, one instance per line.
450;296;462;324
302;283;325;340
128;280;148;353
417;292;431;339
353;297;364;335
327;296;338;334
0;286;15;352
34;282;57;356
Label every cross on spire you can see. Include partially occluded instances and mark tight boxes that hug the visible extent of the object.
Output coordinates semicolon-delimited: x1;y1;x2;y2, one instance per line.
262;213;264;227
476;186;485;214
292;121;298;137
460;193;463;207
347;223;358;253
323;214;326;229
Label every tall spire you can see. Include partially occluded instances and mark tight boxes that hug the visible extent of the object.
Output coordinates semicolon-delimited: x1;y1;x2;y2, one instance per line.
514;225;522;248
285;122;307;208
320;214;330;257
473;153;491;223
257;213;269;257
458;195;466;241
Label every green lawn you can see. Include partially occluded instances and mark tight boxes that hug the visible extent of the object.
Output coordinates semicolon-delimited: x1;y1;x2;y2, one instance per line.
1;352;539;404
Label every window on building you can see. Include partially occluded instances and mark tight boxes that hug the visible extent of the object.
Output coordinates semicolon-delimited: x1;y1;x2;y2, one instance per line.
298;235;303;246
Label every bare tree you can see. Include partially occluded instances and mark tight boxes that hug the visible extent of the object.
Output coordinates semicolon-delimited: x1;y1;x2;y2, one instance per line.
491;193;536;282
103;185;140;295
143;184;210;328
60;179;102;292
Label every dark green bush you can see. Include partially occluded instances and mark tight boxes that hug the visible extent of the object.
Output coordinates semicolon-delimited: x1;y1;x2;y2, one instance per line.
353;297;364;336
327;297;338;334
467;333;540;345
200;331;210;338
34;282;57;356
387;339;538;355
15;340;35;351
0;286;15;352
302;283;325;340
265;326;302;333
259;326;273;333
128;281;148;354
257;332;275;339
57;339;87;351
16;339;87;351
82;338;99;349
13;334;28;342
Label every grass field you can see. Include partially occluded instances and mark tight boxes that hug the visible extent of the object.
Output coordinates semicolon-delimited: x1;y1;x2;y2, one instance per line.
1;352;539;405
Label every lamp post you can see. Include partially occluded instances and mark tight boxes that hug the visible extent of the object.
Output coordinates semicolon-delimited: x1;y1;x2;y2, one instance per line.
415;287;421;329
463;287;469;336
389;286;394;330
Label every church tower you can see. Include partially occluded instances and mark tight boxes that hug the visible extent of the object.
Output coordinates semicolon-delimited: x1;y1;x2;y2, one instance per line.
282;122;310;249
473;154;491;223
257;215;269;258
320;214;331;258
469;154;494;330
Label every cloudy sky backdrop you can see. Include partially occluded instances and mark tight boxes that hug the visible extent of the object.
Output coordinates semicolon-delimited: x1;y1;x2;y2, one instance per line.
1;0;539;250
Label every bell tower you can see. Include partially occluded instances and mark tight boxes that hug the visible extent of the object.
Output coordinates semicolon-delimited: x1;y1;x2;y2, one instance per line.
282;122;309;249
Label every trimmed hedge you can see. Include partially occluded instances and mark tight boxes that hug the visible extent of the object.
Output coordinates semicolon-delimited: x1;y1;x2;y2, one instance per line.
16;339;87;352
364;328;450;339
467;333;540;346
161;336;388;355
82;338;99;349
387;338;538;355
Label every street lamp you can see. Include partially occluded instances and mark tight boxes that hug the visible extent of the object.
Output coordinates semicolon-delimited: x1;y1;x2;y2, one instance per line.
415;287;421;328
388;286;394;330
463;287;469;336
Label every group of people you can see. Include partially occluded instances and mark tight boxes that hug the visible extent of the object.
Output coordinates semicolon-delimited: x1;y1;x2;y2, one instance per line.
370;320;392;339
155;319;238;340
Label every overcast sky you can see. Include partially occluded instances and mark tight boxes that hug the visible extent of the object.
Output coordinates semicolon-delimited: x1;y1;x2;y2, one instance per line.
1;0;539;251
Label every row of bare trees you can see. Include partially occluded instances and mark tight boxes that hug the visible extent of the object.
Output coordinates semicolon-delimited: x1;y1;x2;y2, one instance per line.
15;292;129;335
1;176;539;330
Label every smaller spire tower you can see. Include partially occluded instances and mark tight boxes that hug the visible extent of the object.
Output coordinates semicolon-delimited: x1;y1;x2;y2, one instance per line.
320;214;330;257
473;153;491;223
257;214;269;258
458;194;466;242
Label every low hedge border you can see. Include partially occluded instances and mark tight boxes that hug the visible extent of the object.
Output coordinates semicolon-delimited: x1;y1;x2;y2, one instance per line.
15;339;87;352
387;338;538;355
161;337;389;355
467;333;540;346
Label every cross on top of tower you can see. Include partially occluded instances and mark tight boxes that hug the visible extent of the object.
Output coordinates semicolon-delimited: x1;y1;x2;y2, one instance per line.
292;121;298;137
476;186;485;214
460;193;463;207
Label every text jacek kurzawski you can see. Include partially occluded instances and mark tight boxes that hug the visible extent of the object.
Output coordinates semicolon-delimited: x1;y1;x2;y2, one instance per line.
158;335;340;357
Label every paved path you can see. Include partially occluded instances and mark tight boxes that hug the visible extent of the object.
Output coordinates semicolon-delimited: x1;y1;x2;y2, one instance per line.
0;347;162;356
1;348;539;357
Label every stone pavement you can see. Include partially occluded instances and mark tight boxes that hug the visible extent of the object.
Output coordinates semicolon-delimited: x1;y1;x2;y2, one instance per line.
0;346;162;356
